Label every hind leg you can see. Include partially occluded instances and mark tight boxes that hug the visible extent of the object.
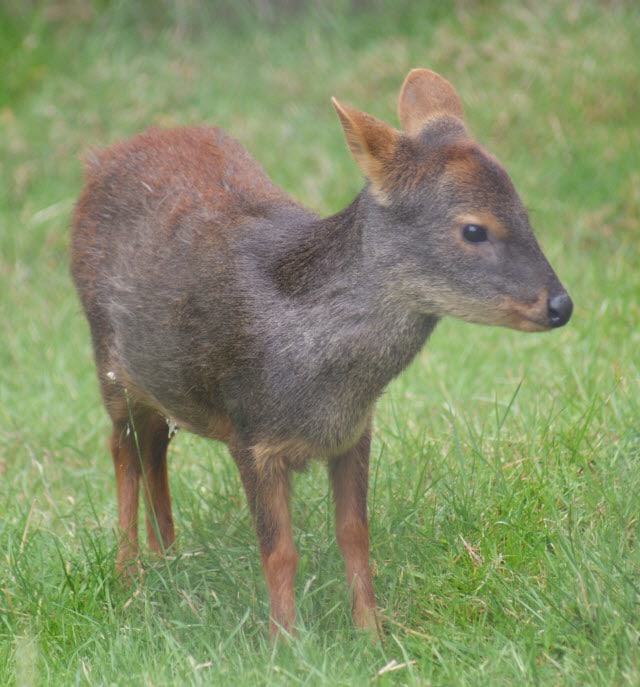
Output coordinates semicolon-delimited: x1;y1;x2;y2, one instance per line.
109;406;175;575
109;416;142;576
140;414;175;556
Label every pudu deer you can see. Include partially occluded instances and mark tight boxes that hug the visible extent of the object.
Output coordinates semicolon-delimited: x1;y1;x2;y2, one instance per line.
70;69;572;636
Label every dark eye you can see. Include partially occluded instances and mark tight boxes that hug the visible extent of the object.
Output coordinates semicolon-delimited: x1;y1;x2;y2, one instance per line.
462;224;488;243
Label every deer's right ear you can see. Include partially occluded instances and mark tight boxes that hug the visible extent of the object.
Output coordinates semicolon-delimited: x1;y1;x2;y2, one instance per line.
398;68;465;136
332;97;399;202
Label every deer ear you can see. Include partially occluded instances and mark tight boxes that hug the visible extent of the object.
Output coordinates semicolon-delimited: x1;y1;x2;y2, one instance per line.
332;97;399;201
398;68;464;135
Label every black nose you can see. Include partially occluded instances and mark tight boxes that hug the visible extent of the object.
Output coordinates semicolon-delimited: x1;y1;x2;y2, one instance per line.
548;292;573;328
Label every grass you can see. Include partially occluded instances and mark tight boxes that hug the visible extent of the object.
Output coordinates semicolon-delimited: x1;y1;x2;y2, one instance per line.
1;0;639;684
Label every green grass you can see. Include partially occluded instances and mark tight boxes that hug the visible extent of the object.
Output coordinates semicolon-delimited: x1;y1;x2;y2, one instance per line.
1;1;639;684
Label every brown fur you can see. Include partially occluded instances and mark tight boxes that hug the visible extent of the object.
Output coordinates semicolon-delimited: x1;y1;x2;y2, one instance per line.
70;69;572;636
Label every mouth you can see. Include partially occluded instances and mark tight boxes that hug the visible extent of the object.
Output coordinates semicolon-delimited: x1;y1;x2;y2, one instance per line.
502;311;553;332
496;290;572;332
440;289;572;332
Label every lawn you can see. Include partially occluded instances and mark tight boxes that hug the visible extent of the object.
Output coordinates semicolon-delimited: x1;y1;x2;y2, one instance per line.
1;1;639;685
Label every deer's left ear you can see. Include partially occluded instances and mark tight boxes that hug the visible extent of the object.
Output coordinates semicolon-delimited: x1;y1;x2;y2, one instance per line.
332;97;399;202
398;68;465;135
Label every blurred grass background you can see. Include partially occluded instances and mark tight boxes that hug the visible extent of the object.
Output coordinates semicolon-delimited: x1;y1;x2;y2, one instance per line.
1;1;639;685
